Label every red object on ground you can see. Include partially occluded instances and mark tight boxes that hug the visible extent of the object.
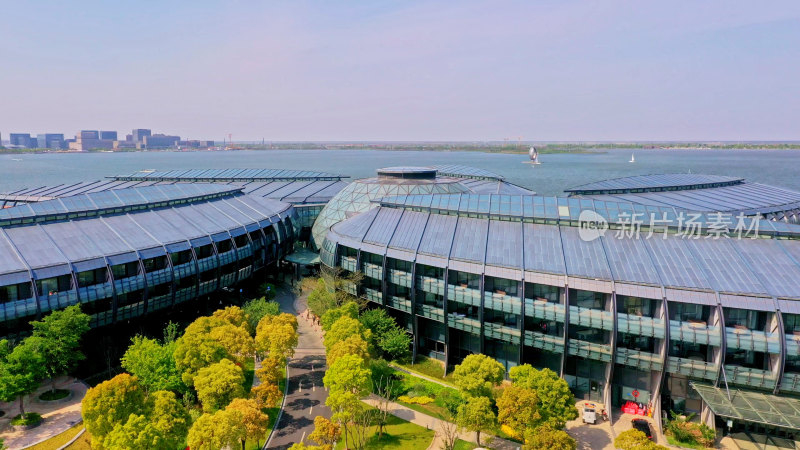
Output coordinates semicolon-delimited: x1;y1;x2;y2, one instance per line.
622;401;648;416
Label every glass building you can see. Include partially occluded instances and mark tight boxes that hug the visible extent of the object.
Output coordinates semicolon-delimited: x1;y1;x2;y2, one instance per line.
320;191;800;436
0;184;296;338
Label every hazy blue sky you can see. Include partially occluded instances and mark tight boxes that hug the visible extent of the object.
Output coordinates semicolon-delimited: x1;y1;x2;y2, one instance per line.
1;1;799;141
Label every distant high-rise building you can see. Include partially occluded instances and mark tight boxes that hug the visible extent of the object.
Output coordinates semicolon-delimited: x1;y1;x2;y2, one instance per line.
99;131;117;140
125;134;133;142
141;134;180;149
79;130;99;140
36;133;65;149
9;133;33;148
132;129;151;142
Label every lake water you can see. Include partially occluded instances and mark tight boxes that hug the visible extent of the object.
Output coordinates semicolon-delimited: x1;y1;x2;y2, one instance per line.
1;149;799;196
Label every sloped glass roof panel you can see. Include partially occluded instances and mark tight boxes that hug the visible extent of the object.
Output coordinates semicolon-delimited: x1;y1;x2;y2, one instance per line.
450;217;488;263
418;214;458;257
0;232;29;274
486;220;522;268
364;208;403;246
560;227;613;279
388;210;428;251
601;235;661;285
684;238;768;295
3;226;68;269
691;382;800;430
735;239;800;299
522;223;566;274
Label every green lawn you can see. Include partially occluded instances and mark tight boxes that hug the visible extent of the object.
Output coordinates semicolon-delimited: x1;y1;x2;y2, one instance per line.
25;424;84;450
454;439;478;450
393;356;456;385
334;406;435;450
666;435;707;449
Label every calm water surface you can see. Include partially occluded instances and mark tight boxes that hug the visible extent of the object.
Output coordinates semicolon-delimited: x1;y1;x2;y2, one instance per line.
0;149;799;196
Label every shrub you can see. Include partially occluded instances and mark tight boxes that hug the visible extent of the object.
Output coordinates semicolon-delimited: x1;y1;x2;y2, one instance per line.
11;412;42;426
398;395;434;405
437;389;463;416
665;412;716;448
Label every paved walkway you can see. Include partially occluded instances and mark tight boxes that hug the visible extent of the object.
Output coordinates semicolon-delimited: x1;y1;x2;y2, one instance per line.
0;376;87;450
362;395;520;450
266;286;331;449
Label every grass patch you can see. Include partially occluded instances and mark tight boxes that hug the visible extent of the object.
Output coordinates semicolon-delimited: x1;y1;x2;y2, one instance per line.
242;357;256;394
64;429;92;449
11;412;42;426
25;424;84;450
667;436;707;450
454;439;478;450
334;407;435;450
39;388;71;401
394;356;455;385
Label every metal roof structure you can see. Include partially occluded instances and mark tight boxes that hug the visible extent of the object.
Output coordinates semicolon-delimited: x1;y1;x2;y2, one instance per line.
566;174;744;194
691;382;800;430
113;168;348;182
309;167;535;249
326;199;800;301
430;165;506;181
566;174;800;223
0;184;240;227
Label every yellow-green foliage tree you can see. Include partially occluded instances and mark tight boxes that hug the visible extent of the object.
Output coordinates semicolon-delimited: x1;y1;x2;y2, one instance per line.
452;354;505;398
497;384;543;438
81;374;147;449
209;323;256;363
122;335;186;393
309;416;341;448
251;356;285;409
327;334;370;367
188;409;246;450
104;390;191;450
323;354;371;449
173;330;229;386
213;305;252;333
321;301;359;331
323;316;371;353
194;358;246;412
509;365;578;428
226;398;270;450
456;395;496;446
523;425;576;450
255;313;299;359
614;429;667;450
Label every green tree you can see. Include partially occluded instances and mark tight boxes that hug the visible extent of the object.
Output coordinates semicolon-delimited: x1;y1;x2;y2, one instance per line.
509;365;578;428
523;425;576;450
0;339;45;416
173;330;229;386
194;358;246;412
456;395;495;446
187;409;247;450
213;305;252;333
378;327;411;362
81;374;147;448
323;316;371;353
359;308;411;361
321;301;360;331
29;305;90;393
243;297;280;332
497;384;543;438
306;278;338;317
104;414;160;450
614;429;667;450
452;354;505;398
227;398;270;450
148;390;192;449
209;323;256;364
121;335;186;393
324;354;371;449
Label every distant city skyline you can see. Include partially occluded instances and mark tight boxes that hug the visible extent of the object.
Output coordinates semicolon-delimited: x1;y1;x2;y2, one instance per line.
1;1;799;141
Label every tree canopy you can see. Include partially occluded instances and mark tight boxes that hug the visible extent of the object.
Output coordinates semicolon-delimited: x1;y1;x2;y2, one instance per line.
226;398;270;449
614;429;667;450
509;365;577;428
497;384;543;438
187;409;246;450
359;308;411;361
255;313;299;359
456;395;496;446
327;334;370;367
0;338;46;415
29;305;90;391
121;335;185;393
213;306;252;333
309;416;340;447
452;354;505;398
82;374;147;448
523;425;576;450
194;358;246;412
173;330;229;386
243;297;280;332
321;301;359;331
323;316;371;353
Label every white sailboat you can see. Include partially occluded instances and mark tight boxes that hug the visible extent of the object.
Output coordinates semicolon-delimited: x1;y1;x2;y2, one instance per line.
629;153;635;163
528;146;541;165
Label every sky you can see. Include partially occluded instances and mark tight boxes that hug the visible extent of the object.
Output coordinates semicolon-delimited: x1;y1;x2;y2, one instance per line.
1;1;799;141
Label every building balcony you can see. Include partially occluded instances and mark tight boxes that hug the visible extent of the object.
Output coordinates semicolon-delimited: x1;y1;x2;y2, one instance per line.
342;281;358;296
725;327;780;354
341;256;357;273
364;287;382;304
567;338;613;362
0;296;38;321
723;365;777;389
616;347;663;372
523;330;564;353
524;298;566;322
238;265;252;280
416;303;445;322
38;290;79;313
198;280;217;295
416;275;445;296
484;321;521;343
449;313;481;334
669;320;722;347
174;287;195;304
115;275;146;295
236;245;253;260
197;257;218;273
147;294;172;313
484;292;522;315
92;310;114;327
117;300;146;321
146;269;172;287
666;356;717;381
218;250;238;266
363;263;383;281
78;282;114;303
387;295;412;314
569;305;614;331
450;285;482;307
617;313;665;339
220;272;237;288
780;372;800;394
388;269;412;288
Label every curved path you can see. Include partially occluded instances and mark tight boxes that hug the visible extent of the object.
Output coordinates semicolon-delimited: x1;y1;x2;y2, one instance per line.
265;288;331;449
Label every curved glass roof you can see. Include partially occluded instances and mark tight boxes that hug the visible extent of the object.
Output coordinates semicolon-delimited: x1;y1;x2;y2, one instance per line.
566;173;744;194
0;184;240;227
429;165;505;181
113;168;348;182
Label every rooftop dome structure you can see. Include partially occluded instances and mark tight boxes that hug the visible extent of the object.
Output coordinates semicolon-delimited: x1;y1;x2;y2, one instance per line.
310;165;533;249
